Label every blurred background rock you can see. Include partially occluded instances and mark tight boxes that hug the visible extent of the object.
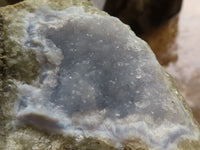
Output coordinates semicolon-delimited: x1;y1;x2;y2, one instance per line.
1;0;200;124
104;0;182;35
0;0;23;6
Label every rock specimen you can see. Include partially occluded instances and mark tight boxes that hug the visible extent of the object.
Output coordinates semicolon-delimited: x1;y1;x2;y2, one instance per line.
0;0;199;150
104;0;183;35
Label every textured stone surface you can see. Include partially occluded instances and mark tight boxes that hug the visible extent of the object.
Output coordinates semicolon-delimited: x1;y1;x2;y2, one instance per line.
0;0;200;150
104;0;183;35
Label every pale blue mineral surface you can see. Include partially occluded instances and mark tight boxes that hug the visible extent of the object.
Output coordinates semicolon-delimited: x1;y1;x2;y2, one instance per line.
14;6;199;150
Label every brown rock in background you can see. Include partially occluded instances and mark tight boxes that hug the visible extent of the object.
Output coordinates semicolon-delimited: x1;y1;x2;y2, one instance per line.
6;0;23;4
142;16;179;66
104;0;182;35
0;0;23;7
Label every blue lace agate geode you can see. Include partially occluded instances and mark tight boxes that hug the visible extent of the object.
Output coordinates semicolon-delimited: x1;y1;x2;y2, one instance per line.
14;6;199;150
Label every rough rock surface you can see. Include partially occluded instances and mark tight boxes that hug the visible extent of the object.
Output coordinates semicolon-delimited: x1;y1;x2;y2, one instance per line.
104;0;183;35
0;0;199;150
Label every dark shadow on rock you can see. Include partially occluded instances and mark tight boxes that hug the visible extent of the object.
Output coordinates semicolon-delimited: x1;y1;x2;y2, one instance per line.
104;0;182;35
0;0;23;7
6;0;23;4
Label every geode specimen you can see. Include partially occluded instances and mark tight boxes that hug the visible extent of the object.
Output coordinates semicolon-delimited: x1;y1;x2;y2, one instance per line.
0;0;199;150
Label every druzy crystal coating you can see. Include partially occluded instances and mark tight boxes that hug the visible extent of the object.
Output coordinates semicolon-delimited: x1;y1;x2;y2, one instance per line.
14;6;199;149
